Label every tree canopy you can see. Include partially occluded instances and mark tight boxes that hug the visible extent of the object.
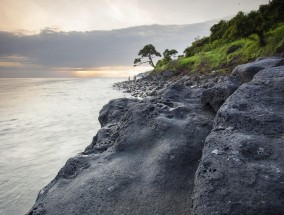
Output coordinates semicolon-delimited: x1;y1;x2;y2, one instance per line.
205;0;284;47
155;0;284;74
134;44;161;68
163;49;178;61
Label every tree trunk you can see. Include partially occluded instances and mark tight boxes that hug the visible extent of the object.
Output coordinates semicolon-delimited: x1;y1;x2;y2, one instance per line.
148;54;155;68
256;31;266;47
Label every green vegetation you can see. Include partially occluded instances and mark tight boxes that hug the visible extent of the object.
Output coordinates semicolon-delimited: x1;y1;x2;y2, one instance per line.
163;49;178;61
153;0;284;75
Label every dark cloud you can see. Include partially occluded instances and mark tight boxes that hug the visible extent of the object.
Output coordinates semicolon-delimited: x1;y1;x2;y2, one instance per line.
0;21;216;77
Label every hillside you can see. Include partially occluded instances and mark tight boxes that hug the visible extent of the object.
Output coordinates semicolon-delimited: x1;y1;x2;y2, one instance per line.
154;0;284;75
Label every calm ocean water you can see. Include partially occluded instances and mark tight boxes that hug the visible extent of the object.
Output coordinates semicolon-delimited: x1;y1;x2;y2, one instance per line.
0;78;126;215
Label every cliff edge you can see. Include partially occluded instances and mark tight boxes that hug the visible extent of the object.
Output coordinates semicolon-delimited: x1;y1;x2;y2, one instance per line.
28;58;284;215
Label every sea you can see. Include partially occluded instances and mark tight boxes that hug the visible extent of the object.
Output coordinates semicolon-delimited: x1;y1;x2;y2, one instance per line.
0;78;127;215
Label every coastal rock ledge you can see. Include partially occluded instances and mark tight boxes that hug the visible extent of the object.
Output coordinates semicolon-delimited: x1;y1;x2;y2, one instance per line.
28;59;284;215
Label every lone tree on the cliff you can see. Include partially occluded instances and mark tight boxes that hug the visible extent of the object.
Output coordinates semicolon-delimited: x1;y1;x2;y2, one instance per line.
163;49;178;61
134;44;161;68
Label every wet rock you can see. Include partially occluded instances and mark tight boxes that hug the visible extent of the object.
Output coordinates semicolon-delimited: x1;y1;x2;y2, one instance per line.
192;66;284;215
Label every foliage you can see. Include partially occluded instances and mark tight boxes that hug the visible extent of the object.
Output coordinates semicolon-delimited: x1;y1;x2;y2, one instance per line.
209;20;228;41
134;44;161;68
163;49;178;61
184;37;209;57
154;23;284;74
216;0;283;46
154;0;284;75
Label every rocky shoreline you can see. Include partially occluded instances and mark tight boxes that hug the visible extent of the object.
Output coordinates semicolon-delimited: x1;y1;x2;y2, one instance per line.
28;57;284;215
113;71;225;99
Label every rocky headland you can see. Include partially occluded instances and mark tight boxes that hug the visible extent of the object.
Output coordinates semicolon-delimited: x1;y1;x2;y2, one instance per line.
28;57;284;215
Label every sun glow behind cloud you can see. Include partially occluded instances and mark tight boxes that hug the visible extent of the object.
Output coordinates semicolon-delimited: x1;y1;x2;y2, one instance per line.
0;61;26;68
0;53;152;77
0;23;215;77
73;66;151;78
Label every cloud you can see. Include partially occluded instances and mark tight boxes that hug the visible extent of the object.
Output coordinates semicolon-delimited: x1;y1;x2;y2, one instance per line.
0;21;216;77
0;0;269;32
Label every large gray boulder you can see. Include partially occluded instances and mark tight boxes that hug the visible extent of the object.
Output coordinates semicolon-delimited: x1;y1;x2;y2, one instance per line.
192;66;284;215
231;57;284;83
27;85;214;215
98;98;139;127
201;76;241;112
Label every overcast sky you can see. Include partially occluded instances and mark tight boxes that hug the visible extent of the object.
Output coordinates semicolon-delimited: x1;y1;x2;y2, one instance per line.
0;0;269;77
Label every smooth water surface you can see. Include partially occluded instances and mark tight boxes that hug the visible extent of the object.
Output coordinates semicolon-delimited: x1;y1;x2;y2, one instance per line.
0;78;126;215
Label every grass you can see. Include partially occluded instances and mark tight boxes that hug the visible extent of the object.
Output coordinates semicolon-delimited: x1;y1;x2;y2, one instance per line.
154;23;284;75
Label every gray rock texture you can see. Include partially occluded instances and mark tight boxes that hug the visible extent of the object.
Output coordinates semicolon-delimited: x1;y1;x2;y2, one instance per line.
28;59;284;215
231;57;284;83
201;75;241;112
113;73;225;99
27;85;214;215
192;66;284;215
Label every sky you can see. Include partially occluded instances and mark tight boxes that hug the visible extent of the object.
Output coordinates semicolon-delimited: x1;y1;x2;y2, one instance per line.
0;0;269;78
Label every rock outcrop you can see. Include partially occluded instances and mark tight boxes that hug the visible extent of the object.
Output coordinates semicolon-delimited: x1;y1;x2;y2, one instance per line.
192;66;284;214
201;75;241;112
231;57;284;83
28;85;214;215
28;58;284;215
113;73;225;99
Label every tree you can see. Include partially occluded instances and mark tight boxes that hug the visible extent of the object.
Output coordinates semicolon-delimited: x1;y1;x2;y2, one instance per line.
246;11;267;46
259;0;284;24
210;20;228;41
223;11;247;40
235;11;267;46
225;11;267;46
163;49;178;61
134;44;161;68
184;37;209;57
